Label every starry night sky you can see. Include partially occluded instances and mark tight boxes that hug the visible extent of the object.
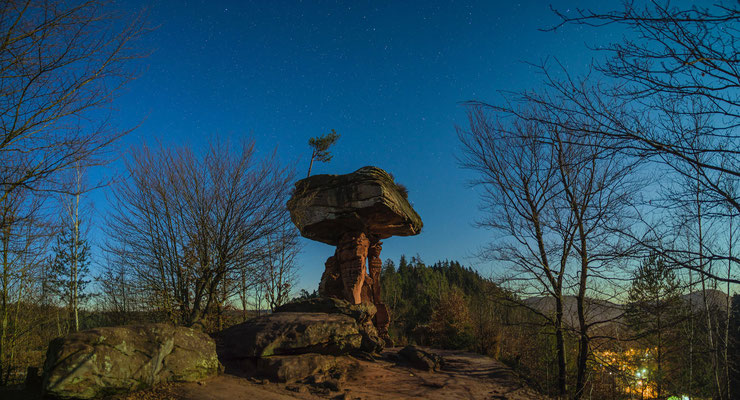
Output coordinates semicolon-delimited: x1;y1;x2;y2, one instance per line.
102;0;616;291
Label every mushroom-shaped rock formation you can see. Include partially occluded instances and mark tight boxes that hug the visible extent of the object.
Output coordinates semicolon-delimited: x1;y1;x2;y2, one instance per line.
287;166;422;244
287;166;422;339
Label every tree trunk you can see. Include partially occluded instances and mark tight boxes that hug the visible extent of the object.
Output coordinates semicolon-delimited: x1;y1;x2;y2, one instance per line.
307;152;316;178
656;295;662;400
555;295;568;398
574;240;590;400
0;224;9;385
696;173;723;399
725;212;733;400
70;166;82;332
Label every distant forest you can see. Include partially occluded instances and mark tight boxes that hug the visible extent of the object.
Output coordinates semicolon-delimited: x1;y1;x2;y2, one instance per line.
377;256;740;400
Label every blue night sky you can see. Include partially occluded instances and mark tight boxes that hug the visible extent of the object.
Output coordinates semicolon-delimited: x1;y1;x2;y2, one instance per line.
99;0;616;291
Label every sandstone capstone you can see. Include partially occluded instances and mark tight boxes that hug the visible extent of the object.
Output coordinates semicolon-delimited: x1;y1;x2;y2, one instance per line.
287;166;422;245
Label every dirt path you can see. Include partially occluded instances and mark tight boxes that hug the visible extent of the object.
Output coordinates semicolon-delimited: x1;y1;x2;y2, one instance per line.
339;348;546;400
133;348;548;400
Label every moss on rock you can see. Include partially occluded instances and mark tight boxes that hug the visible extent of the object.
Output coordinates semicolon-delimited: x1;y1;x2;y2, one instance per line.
42;324;219;399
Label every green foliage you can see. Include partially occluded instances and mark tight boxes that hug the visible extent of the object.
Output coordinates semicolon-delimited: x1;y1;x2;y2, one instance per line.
307;129;340;177
48;226;92;309
381;255;503;355
429;286;475;349
395;183;409;199
625;254;688;398
308;129;340;162
627;255;681;315
385;172;409;199
626;254;683;338
293;289;319;301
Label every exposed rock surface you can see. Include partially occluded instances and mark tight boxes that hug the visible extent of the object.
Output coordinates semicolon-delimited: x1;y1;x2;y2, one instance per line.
216;312;363;359
286;166;423;341
273;297;376;324
215;297;384;385
42;324;220;399
398;345;445;372
256;354;352;383
273;297;384;353
287;166;422;245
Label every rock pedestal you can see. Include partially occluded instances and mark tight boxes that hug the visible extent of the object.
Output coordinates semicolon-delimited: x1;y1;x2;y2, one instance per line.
287;166;422;340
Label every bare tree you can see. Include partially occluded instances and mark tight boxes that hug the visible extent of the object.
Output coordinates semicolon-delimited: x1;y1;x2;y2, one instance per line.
553;120;641;399
459;104;572;397
0;188;50;384
235;259;261;321
105;140;294;327
97;255;136;325
260;222;301;312
536;2;740;286
459;100;639;398
0;0;145;202
0;1;143;380
533;4;740;397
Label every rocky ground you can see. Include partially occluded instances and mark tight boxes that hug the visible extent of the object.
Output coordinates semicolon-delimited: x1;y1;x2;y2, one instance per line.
121;348;546;400
2;298;547;399
0;347;546;400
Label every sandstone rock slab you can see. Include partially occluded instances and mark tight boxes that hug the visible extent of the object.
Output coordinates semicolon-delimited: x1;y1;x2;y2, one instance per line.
216;312;362;359
274;297;376;324
42;324;220;399
274;298;384;353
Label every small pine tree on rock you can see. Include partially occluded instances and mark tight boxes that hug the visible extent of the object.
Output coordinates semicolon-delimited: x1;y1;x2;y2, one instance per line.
307;129;340;177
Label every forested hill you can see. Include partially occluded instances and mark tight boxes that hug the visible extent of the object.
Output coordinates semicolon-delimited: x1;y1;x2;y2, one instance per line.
380;255;505;354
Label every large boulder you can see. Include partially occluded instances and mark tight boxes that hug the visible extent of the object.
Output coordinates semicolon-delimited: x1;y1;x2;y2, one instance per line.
287;166;422;245
274;297;384;353
42;324;220;399
216;312;363;359
274;297;376;324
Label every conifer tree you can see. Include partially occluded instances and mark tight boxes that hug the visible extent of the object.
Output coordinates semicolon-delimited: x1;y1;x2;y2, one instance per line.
306;130;340;177
50;224;91;333
625;254;683;398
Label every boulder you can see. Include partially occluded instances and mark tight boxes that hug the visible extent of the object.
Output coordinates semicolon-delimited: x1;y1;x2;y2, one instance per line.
256;353;352;383
42;324;220;399
274;297;376;324
358;324;385;354
216;312;362;359
398;345;444;372
274;298;384;353
287;166;422;245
